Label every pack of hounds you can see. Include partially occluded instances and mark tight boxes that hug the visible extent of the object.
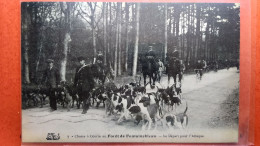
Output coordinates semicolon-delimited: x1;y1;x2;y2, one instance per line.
22;77;188;130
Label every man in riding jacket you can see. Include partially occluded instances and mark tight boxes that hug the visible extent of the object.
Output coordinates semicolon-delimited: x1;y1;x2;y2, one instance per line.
145;46;157;71
41;59;60;111
74;57;95;114
167;49;182;84
92;51;106;84
146;46;156;58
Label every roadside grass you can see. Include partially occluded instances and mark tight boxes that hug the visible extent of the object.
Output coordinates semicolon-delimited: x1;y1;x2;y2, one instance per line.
209;86;239;128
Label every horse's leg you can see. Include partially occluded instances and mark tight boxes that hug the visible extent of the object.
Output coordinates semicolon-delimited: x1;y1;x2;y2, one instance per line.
153;73;156;85
173;74;177;85
149;73;152;86
158;71;161;83
153;72;156;85
143;73;146;86
168;74;170;87
179;72;182;83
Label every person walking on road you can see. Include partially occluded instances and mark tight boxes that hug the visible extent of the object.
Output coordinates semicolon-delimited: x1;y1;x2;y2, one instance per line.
41;59;60;111
157;59;164;83
74;57;95;114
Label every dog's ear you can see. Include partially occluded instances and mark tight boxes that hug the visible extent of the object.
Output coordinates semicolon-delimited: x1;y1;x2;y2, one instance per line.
118;97;122;103
115;103;123;112
112;94;117;101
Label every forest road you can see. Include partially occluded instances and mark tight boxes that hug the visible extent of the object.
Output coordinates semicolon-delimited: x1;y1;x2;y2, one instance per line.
22;67;239;141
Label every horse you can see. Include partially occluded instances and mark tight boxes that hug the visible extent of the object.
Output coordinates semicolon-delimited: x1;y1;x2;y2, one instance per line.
141;56;159;86
91;63;114;84
167;57;182;86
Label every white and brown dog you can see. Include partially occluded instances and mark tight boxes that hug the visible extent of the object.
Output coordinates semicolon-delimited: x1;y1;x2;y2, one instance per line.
165;101;188;129
130;94;163;130
112;93;134;123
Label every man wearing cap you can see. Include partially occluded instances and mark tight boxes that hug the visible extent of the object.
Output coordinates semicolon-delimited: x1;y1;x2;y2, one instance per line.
167;49;181;85
74;57;95;114
145;46;156;59
93;51;107;84
145;46;158;74
41;59;60;111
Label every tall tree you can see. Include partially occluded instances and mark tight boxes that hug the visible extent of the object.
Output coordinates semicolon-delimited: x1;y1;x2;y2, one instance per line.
114;3;119;77
60;2;73;81
124;3;130;72
164;3;168;63
103;2;107;65
132;3;140;76
22;3;31;84
79;2;99;63
118;3;122;75
195;4;201;60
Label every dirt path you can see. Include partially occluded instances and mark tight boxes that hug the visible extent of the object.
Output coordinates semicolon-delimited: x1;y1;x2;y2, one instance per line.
22;67;239;142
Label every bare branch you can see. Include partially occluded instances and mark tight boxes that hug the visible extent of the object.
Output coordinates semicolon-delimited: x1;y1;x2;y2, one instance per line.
59;2;65;14
79;4;91;18
77;10;91;25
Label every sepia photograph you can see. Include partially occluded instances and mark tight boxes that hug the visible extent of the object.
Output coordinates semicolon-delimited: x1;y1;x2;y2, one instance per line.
21;2;240;143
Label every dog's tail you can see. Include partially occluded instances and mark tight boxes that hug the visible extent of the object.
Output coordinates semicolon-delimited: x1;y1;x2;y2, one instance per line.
184;101;188;114
185;116;188;127
138;76;142;86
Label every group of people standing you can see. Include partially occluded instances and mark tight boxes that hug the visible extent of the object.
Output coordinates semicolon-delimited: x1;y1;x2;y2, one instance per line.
41;52;105;113
41;46;217;113
144;46;185;85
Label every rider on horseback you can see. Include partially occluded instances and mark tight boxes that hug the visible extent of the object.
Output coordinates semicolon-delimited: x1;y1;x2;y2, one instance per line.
167;48;181;85
145;46;157;68
142;46;158;85
92;51;106;85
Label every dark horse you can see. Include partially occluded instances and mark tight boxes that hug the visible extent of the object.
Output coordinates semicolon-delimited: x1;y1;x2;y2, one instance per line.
91;63;114;84
167;57;182;86
141;57;159;86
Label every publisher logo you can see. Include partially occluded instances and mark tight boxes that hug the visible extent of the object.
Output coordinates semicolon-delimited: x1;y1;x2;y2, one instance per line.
46;133;60;140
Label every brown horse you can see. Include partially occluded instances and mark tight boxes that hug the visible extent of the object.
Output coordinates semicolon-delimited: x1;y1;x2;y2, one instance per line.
167;57;182;86
141;57;159;86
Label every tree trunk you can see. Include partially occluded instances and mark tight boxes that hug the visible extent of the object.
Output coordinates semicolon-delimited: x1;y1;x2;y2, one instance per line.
168;8;172;47
103;2;107;65
132;3;140;76
191;4;195;62
114;3;119;77
87;2;97;63
164;3;168;63
22;3;31;84
195;4;201;60
175;6;181;51
181;6;185;59
92;18;97;63
60;2;72;81
60;33;71;81
35;27;44;79
186;5;191;64
118;3;122;75
125;3;129;72
205;7;210;60
108;2;112;66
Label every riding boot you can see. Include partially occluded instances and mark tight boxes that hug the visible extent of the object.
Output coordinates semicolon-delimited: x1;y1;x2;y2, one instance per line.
82;98;87;114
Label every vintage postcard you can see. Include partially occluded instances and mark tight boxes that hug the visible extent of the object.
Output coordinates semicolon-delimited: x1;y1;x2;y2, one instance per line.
21;2;240;143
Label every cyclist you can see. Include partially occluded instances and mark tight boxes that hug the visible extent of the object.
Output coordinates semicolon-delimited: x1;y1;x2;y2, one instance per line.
194;60;204;80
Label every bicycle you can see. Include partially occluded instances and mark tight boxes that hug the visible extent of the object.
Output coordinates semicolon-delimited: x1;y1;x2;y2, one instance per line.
194;69;203;81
